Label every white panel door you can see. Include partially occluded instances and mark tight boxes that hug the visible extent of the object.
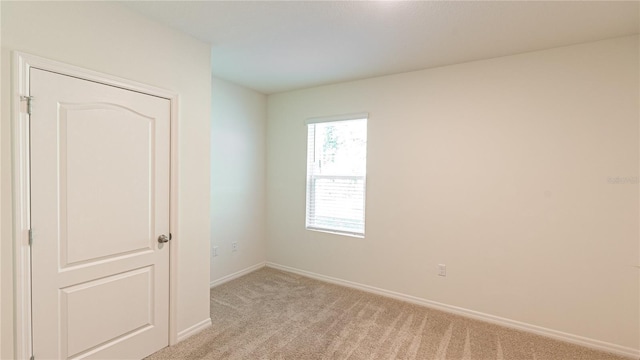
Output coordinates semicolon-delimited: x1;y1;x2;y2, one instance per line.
30;68;170;359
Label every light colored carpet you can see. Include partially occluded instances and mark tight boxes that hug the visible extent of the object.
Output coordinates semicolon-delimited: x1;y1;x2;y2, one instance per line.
147;267;629;360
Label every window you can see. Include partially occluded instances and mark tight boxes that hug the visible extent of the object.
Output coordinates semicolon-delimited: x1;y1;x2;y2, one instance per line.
305;113;368;237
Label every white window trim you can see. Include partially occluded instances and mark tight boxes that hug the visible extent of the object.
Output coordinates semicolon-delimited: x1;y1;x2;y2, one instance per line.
305;113;368;237
305;112;369;125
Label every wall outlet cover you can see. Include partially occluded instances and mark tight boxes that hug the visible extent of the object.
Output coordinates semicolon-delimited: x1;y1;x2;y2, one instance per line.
437;264;446;276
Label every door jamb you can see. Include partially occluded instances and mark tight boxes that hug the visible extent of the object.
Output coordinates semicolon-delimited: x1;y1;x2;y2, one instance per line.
12;52;180;359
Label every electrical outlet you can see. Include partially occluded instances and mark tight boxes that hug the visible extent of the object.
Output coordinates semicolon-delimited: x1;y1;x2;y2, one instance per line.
437;264;446;277
232;242;238;252
212;246;218;257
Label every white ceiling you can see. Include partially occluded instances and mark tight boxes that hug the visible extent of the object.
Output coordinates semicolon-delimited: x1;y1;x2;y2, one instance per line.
124;1;639;94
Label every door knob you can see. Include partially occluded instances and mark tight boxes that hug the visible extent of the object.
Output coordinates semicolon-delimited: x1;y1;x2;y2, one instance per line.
158;234;170;244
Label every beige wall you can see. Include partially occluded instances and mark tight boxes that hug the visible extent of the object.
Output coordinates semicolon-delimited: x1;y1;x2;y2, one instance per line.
211;77;267;282
267;35;639;350
1;2;211;358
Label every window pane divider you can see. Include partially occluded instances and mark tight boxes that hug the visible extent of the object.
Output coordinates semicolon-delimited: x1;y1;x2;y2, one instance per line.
310;174;365;180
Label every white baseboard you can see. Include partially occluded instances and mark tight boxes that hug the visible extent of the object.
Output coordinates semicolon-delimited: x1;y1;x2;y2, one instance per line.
176;261;267;344
176;318;212;343
266;262;639;359
210;262;267;288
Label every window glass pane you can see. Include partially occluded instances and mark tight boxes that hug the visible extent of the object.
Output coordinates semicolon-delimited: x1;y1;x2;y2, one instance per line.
313;119;367;176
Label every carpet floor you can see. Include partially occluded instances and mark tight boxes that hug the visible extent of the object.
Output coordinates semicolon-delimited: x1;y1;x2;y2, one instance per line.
146;267;629;360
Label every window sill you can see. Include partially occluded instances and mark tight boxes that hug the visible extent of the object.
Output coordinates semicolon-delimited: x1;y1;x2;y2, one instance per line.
306;227;364;238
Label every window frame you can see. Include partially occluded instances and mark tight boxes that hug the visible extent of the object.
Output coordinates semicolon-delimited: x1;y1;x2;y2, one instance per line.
304;113;368;237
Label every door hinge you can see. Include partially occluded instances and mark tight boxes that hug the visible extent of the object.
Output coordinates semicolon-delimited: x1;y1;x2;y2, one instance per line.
28;228;33;246
30;356;34;360
20;95;33;115
169;233;172;240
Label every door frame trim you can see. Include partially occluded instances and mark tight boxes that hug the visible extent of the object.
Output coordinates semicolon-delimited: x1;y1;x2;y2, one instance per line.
12;52;180;359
